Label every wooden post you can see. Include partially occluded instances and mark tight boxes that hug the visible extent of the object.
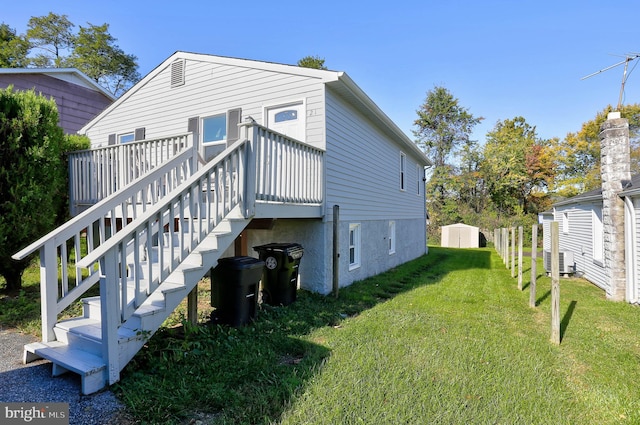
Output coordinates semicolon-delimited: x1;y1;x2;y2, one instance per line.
333;205;340;298
529;224;538;308
511;227;516;278
518;226;523;290
504;228;509;267
187;286;198;325
550;221;560;344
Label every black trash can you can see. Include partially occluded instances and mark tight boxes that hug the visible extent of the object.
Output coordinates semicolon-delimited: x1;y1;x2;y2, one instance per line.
210;256;265;326
253;243;304;306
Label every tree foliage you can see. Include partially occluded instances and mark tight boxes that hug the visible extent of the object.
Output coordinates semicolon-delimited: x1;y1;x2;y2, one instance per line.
26;12;74;67
297;55;327;70
0;23;30;68
482;117;554;215
0;87;66;291
67;23;140;97
1;13;140;97
555;104;640;198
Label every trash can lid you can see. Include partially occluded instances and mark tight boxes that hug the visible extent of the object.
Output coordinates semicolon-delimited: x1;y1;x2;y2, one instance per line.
253;243;303;253
216;256;265;270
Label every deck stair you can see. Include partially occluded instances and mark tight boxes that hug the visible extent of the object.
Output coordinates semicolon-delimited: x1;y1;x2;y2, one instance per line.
13;121;325;394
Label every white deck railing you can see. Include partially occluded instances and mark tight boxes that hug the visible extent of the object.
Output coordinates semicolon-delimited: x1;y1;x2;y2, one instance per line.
13;148;196;341
13;122;324;345
68;133;193;216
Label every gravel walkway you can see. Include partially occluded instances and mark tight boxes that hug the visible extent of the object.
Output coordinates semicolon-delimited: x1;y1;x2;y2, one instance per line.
0;328;132;424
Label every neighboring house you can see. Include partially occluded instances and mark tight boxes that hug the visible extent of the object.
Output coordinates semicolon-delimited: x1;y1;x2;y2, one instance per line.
15;52;431;394
542;114;639;303
0;68;114;134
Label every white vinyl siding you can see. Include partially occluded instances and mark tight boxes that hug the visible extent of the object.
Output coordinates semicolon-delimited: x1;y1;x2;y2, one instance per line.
324;89;425;222
84;57;326;150
551;204;608;291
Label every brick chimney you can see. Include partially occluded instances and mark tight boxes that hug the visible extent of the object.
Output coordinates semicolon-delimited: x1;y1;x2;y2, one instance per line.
600;112;630;301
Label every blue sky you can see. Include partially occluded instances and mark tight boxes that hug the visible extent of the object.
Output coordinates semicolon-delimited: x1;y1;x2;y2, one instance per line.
5;1;640;144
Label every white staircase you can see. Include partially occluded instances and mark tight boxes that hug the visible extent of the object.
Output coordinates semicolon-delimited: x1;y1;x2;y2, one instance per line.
13;121;324;395
24;209;249;394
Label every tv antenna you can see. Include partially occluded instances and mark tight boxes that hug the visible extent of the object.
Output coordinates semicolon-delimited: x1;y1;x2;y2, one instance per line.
581;53;640;110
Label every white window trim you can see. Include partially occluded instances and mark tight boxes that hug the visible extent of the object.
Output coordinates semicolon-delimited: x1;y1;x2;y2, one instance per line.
592;207;604;263
562;212;569;234
389;220;396;255
349;223;361;270
400;152;406;191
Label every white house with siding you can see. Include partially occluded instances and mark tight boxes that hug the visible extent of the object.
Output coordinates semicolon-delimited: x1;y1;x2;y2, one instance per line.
542;114;640;304
14;51;431;394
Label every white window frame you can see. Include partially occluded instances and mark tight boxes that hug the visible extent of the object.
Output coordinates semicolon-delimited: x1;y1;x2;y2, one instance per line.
202;113;227;145
562;212;569;234
389;220;396;255
118;132;134;144
349;223;361;270
400;152;406;191
592;207;604;263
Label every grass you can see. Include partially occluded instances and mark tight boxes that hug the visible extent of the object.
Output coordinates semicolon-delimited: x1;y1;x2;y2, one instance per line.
3;247;640;424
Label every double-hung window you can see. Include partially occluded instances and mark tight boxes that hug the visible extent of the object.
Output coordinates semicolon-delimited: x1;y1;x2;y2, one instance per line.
202;113;227;144
400;152;406;191
349;223;361;270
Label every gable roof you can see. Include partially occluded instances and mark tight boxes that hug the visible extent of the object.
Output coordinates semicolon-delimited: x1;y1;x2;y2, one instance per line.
81;51;430;166
0;68;116;101
553;174;640;207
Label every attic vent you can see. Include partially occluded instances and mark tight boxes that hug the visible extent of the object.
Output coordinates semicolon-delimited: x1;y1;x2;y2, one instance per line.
171;59;185;87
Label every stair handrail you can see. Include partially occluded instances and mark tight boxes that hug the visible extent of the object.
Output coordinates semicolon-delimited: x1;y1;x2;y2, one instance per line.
74;134;253;386
13;136;196;342
68;132;195;216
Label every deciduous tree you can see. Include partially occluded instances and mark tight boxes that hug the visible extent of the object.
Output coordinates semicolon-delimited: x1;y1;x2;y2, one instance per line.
297;55;327;70
67;22;140;97
0;23;30;67
26;12;74;67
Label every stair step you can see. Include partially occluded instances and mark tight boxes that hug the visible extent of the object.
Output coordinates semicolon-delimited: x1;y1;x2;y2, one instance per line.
24;341;106;394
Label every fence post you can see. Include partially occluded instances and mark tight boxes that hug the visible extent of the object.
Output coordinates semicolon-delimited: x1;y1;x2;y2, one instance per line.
503;228;508;267
530;224;538;308
551;221;561;344
511;227;516;278
518;226;523;290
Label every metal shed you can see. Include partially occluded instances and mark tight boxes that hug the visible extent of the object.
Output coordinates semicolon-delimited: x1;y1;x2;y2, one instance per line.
441;223;480;248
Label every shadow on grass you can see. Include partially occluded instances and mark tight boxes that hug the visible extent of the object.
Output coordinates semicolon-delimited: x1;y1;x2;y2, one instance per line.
560;300;578;341
115;247;493;424
536;290;551;306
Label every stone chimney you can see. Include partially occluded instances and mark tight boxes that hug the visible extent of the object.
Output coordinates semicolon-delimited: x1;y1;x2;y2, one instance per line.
600;112;630;301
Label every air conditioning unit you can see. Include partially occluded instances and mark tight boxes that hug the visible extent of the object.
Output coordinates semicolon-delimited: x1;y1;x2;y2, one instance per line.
543;250;574;274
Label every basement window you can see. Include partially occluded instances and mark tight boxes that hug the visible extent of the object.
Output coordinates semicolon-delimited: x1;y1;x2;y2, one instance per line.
349;223;361;270
389;221;396;255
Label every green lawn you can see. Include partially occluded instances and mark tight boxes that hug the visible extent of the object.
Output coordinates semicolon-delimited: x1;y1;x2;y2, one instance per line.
116;247;640;424
3;247;640;424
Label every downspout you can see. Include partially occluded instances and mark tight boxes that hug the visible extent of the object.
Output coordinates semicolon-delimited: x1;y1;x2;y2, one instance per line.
624;196;637;303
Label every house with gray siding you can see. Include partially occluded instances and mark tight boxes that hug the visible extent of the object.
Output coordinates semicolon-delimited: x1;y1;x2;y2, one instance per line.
0;68;114;134
14;51;431;393
542;114;640;303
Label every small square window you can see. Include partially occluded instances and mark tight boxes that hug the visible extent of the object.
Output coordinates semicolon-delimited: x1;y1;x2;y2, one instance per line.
202;114;227;144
